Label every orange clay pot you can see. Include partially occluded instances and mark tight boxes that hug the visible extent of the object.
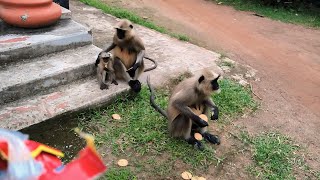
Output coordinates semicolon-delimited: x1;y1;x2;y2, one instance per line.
0;0;62;28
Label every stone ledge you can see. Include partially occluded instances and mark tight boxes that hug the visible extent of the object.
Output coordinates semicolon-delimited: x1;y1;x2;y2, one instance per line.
0;45;101;105
0;19;92;65
0;78;129;130
61;6;72;20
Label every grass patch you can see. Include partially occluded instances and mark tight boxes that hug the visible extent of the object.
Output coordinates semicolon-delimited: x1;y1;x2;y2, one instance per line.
212;79;258;119
219;53;228;60
104;167;137;180
78;75;257;178
316;171;320;179
234;130;320;180
171;33;190;41
79;0;189;41
250;132;297;179
213;0;320;28
218;53;235;68
219;61;235;68
237;131;296;179
166;71;193;90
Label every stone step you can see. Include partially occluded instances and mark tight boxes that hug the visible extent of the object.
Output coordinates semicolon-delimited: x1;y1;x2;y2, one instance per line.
0;78;129;130
61;6;72;20
0;19;92;66
0;45;101;105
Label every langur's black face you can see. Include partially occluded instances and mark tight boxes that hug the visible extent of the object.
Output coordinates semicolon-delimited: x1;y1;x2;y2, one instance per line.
99;52;111;63
211;75;220;91
102;57;110;63
198;74;220;94
116;28;126;39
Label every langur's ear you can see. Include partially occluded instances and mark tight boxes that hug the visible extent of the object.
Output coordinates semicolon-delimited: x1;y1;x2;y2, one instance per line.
198;75;205;83
214;75;220;81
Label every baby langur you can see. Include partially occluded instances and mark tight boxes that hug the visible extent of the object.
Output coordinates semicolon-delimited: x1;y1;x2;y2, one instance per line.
101;19;146;93
147;70;221;150
95;52;118;90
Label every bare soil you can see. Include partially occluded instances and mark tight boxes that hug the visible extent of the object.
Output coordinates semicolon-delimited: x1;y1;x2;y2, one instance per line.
71;0;320;178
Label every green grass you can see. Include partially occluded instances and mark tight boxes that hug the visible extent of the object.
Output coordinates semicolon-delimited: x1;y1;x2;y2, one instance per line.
104;167;137;180
214;0;320;28
171;33;190;41
219;61;235;68
219;53;228;60
78;76;257;178
316;171;320;179
235;130;320;180
212;79;258;119
79;0;189;41
241;132;298;179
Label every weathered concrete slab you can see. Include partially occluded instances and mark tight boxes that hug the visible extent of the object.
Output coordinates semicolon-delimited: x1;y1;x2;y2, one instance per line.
61;7;72;20
0;45;100;105
0;19;92;65
0;78;129;130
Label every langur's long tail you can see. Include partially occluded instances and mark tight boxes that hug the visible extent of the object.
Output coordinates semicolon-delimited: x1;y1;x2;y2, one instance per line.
147;76;168;119
144;56;157;72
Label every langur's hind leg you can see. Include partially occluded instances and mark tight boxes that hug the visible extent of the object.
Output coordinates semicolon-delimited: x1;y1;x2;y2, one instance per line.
171;115;204;150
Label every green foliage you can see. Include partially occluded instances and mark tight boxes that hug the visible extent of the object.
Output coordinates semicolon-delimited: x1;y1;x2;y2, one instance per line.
248;132;298;180
316;171;320;179
79;0;189;40
257;0;313;9
219;60;235;68
171;33;190;41
104;167;137;180
215;0;320;27
212;79;258;118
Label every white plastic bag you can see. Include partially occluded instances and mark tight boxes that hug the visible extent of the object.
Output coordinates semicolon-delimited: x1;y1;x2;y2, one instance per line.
0;128;43;180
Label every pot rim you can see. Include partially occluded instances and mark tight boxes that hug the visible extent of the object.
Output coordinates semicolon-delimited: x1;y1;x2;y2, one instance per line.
0;0;52;7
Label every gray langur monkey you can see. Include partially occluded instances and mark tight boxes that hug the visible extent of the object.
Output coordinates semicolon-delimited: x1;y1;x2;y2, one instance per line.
100;19;157;93
147;70;221;150
95;52;118;90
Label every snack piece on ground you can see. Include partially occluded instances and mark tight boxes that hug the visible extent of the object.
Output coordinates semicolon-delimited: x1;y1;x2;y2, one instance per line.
181;171;192;179
117;159;128;167
112;114;121;120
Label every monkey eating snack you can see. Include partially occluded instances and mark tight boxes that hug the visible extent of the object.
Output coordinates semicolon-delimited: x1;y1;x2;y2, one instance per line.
147;70;221;150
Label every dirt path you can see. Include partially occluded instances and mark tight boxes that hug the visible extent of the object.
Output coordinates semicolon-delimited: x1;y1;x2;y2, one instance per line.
101;0;320;170
150;0;320;114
